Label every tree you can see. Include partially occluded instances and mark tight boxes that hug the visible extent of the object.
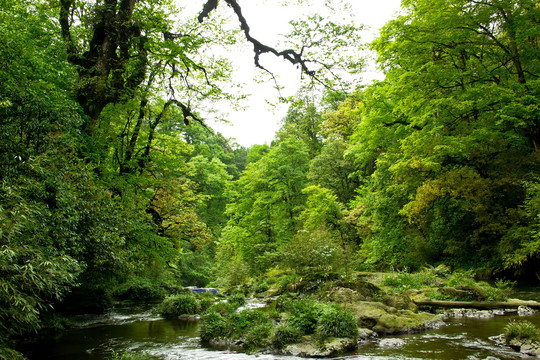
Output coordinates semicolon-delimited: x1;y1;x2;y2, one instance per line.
345;0;540;271
217;137;310;275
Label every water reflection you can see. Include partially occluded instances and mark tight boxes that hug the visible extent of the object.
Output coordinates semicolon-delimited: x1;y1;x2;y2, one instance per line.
17;289;540;360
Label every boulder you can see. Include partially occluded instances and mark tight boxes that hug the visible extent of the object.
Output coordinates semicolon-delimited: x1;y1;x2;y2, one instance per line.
283;337;357;357
346;301;442;334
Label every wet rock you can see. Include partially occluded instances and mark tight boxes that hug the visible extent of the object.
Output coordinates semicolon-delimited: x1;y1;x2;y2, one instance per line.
358;327;377;340
283;337;357;357
517;305;536;316
440;308;495;319
489;334;540;357
378;338;406;347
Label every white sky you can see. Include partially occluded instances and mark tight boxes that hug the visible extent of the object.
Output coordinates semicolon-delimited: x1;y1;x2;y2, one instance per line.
195;0;404;147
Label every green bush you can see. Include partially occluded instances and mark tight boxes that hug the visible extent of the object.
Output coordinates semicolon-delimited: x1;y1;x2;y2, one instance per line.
114;277;166;301
382;270;438;291
445;270;477;287
207;301;236;316
316;306;358;339
156;294;200;318
228;292;246;309
481;279;514;301
270;324;302;349
199;311;230;342
504;320;539;344
285;300;326;334
197;293;216;313
243;322;273;350
229;309;271;338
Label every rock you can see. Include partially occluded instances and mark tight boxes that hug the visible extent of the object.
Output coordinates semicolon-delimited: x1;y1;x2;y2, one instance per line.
346;301;442;334
437;285;487;301
326;287;365;303
358;327;377;340
517;305;536;316
378;338;406;347
382;294;418;312
440;308;495;319
283;337;357;357
490;333;540;357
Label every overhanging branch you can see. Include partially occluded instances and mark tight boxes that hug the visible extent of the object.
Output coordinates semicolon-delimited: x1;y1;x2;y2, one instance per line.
198;0;327;87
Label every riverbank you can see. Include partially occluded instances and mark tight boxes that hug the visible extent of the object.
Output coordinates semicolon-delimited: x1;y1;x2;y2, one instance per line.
193;268;539;357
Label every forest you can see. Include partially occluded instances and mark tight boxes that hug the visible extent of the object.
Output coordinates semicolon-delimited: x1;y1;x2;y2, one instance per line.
0;0;539;358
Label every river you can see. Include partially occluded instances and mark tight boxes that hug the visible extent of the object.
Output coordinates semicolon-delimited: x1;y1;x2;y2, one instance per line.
16;289;540;360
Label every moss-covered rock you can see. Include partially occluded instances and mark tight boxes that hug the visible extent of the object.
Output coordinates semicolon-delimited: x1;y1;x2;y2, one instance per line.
346;301;441;334
283;336;357;357
382;294;418;311
438;285;488;301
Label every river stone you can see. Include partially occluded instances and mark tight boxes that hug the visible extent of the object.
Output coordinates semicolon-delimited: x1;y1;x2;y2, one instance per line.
441;308;495;319
517;305;536;316
358;327;377;340
283;337;357;357
378;338;406;347
346;301;441;334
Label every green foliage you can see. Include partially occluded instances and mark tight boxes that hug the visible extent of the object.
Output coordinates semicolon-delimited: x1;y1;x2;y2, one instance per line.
338;0;540;271
281;230;344;272
382;270;439;292
207;301;236;316
227;292;247;309
504;320;540;344
216;137;310;277
285;300;327;335
199;311;230;342
270;324;303;349
316;306;358;339
228;309;272;339
156;294;201;318
114;277;167;301
243;322;274;350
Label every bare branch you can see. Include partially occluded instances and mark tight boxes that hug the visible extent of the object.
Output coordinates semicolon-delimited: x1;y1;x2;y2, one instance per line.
198;0;329;87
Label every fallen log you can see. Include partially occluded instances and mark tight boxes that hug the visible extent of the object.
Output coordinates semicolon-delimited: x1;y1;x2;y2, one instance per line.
413;298;540;309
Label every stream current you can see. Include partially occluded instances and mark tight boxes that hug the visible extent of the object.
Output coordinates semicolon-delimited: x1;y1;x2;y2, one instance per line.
17;289;540;360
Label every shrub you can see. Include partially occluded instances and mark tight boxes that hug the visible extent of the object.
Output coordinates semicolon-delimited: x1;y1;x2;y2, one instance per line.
271;324;303;349
504;320;539;344
285;300;326;334
228;309;271;338
316;306;358;339
199;311;230;342
243;322;273;350
227;292;246;309
382;270;438;291
114;277;166;301
207;301;235;316
156;294;200;318
197;294;216;313
482;279;514;301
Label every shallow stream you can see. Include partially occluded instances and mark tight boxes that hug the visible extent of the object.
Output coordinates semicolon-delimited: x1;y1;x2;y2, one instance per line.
17;289;540;360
